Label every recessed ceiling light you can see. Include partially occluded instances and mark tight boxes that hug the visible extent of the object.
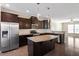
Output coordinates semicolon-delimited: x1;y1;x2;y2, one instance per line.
37;13;41;16
5;4;10;7
26;10;30;13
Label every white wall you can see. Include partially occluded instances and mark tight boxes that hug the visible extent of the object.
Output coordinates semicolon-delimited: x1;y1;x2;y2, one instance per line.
50;20;63;31
50;18;71;31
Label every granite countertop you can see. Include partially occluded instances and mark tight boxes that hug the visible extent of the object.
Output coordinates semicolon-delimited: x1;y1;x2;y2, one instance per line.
52;31;65;34
19;29;65;36
19;29;31;36
19;32;31;36
27;35;58;42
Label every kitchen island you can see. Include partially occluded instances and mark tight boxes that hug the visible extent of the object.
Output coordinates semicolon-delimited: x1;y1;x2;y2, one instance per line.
27;35;58;56
19;29;65;47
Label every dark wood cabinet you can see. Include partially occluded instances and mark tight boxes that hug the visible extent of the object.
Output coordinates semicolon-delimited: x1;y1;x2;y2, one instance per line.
51;33;64;44
43;20;49;29
28;38;56;56
30;16;38;24
19;35;33;47
18;17;31;29
1;12;49;29
40;40;55;55
1;12;18;23
30;16;49;29
38;21;43;29
31;16;43;29
19;35;27;47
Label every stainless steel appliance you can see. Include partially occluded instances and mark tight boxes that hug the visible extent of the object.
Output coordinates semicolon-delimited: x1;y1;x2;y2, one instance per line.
0;22;19;52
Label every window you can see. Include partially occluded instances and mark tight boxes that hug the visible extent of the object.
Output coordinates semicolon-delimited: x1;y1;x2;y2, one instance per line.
68;24;79;34
75;24;79;33
68;24;74;33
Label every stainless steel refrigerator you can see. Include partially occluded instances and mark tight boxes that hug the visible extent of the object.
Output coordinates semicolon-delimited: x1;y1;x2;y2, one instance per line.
0;22;19;52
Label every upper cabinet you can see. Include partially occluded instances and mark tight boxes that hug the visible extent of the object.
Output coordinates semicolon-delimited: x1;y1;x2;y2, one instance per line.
43;20;49;29
31;16;43;29
30;16;49;29
31;16;38;24
38;21;43;29
18;17;31;29
1;12;49;29
1;12;18;22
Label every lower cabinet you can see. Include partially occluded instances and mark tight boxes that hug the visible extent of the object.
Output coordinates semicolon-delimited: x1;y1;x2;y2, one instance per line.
28;39;56;56
19;35;28;47
40;40;55;55
19;35;33;47
51;34;64;44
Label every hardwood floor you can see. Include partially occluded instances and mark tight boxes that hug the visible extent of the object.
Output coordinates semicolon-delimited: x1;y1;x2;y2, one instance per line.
0;46;28;56
45;43;65;56
0;42;79;56
0;43;65;56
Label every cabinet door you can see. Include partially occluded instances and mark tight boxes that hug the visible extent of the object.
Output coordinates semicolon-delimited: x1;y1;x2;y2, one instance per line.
18;17;31;29
38;21;43;29
43;20;48;29
31;16;38;24
1;12;18;22
40;41;51;55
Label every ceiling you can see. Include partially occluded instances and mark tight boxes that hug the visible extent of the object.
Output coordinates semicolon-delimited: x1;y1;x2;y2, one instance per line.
1;3;79;19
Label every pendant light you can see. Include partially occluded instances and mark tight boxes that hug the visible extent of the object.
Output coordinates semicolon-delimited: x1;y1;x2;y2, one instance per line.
46;6;51;29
